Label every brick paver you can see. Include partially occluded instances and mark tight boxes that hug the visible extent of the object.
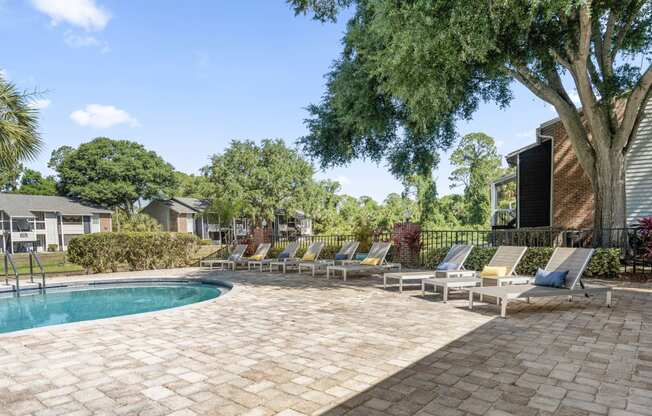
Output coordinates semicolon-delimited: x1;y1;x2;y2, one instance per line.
0;268;650;415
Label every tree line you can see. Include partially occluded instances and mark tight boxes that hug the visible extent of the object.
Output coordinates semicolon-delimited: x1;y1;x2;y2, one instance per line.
1;133;512;234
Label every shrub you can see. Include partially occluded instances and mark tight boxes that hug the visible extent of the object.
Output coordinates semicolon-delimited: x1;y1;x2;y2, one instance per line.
420;246;620;277
68;232;198;273
47;244;58;252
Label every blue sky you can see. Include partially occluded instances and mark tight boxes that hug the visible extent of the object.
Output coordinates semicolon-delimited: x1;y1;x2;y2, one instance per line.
1;0;562;202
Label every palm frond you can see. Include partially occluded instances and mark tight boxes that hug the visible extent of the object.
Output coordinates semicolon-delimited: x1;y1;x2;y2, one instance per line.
0;76;42;169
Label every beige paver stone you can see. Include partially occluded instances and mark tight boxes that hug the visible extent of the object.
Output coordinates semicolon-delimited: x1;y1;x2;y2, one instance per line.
0;269;649;416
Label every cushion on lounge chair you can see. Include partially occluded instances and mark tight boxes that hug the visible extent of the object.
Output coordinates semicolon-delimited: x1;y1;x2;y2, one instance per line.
249;254;264;261
335;253;348;260
436;262;459;271
302;251;316;261
361;257;381;266
534;268;568;288
278;252;290;259
480;266;507;277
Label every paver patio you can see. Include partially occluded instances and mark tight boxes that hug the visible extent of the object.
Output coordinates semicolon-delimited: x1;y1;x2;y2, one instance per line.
0;268;650;416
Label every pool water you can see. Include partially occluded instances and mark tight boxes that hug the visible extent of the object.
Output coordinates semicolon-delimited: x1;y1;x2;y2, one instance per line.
0;282;222;334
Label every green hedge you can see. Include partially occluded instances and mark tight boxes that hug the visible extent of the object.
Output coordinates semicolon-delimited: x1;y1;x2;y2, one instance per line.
68;232;198;273
422;246;620;277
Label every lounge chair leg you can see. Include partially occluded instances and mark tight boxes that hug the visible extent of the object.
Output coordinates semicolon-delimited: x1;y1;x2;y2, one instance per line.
383;274;387;289
527;297;531;304
399;279;403;293
326;268;330;279
443;284;448;303
343;270;347;281
468;291;474;309
479;279;483;302
606;290;612;307
500;298;508;318
421;281;425;296
568;296;573;302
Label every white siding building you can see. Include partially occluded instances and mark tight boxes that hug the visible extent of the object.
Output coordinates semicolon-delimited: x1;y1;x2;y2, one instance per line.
0;194;113;253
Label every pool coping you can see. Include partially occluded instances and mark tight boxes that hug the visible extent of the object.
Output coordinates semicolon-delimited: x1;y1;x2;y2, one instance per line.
0;276;234;337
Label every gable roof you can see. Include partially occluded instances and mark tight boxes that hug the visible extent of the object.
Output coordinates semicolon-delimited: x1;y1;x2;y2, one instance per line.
173;197;208;212
0;193;113;217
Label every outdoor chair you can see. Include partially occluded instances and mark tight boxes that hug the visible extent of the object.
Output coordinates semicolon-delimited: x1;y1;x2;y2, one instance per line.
200;244;248;271
468;247;611;318
421;246;527;303
248;241;300;272
297;241;359;276
270;241;325;274
382;244;474;293
326;242;400;281
236;243;271;270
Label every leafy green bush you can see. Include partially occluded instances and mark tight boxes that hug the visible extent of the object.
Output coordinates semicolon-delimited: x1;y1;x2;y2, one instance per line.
421;246;620;277
68;232;198;273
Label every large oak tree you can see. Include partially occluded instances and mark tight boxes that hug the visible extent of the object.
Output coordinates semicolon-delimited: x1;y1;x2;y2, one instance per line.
290;0;652;235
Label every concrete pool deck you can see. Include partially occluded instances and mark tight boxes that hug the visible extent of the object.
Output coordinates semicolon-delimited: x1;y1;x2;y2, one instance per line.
0;268;650;416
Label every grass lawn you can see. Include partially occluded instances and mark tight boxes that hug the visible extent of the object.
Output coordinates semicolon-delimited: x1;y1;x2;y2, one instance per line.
4;252;84;276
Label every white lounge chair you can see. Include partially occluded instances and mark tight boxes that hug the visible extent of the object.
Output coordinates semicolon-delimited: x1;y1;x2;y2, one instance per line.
382;244;474;293
297;241;359;276
421;246;527;303
468;247;611;318
237;243;271;270
249;241;300;272
200;244;248;271
270;241;325;274
327;242;400;281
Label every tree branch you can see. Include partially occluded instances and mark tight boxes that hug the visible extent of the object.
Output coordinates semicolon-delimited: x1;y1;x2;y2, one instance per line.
617;63;652;149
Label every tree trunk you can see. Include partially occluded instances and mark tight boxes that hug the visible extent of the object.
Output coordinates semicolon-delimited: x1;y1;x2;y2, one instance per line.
591;150;626;246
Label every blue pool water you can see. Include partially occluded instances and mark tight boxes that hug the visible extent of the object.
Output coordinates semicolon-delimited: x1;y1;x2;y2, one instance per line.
0;281;222;334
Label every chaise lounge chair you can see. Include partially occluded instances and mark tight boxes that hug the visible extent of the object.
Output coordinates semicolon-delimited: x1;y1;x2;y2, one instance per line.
382;244;474;293
248;241;300;272
200;244;248;271
270;241;325;274
468;247;612;318
236;243;271;270
326;242;400;281
297;240;359;276
421;246;528;303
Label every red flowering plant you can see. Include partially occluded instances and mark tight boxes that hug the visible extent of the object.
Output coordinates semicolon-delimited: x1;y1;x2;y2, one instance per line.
635;216;652;258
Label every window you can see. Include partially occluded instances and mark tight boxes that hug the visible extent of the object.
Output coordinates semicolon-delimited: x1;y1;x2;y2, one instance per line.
62;215;82;224
34;212;46;230
12;218;34;232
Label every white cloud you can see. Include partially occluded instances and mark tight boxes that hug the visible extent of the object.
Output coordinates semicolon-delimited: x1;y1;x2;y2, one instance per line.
29;98;51;109
64;31;110;52
70;104;139;129
31;0;110;31
0;68;7;79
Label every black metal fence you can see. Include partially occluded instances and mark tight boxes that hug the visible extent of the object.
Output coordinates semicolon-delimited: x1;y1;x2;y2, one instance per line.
217;227;652;276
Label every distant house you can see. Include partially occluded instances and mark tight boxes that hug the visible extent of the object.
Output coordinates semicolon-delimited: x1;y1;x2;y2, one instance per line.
491;100;652;229
142;197;219;240
0;193;113;253
142;198;313;242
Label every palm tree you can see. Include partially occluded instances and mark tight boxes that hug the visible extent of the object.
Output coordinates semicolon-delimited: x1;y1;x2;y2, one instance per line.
0;75;42;170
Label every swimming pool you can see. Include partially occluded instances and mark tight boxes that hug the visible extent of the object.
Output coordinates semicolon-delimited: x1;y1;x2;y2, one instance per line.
0;280;227;334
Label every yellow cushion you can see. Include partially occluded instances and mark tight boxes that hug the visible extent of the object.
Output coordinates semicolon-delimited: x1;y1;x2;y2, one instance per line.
249;254;263;261
302;251;316;261
480;266;507;278
361;257;381;266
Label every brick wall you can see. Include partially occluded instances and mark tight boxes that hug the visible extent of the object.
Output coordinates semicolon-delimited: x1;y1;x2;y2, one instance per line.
392;222;421;267
548;122;595;229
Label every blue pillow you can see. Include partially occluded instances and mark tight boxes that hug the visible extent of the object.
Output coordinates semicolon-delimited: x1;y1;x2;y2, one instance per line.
436;262;459;271
335;253;348;261
534;268;568;288
278;252;290;259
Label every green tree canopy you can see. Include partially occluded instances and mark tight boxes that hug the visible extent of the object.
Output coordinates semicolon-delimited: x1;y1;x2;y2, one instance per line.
54;138;178;212
173;171;211;199
449;133;502;225
203;139;315;224
0;76;42;170
15;168;57;196
291;0;652;233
